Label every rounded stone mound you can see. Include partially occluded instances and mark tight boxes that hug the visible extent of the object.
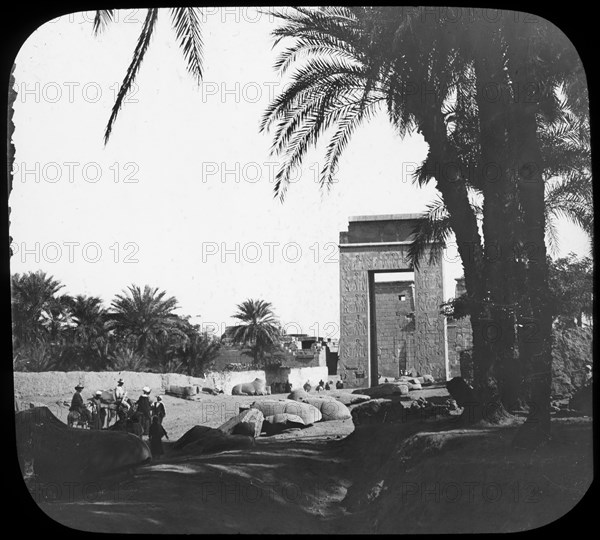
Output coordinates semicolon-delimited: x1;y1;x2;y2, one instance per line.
287;393;352;421
250;399;322;425
306;396;352;421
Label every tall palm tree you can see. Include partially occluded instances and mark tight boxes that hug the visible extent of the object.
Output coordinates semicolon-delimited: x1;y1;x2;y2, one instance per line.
108;284;186;356
261;7;586;440
230;299;281;365
94;8;204;143
410;96;591;417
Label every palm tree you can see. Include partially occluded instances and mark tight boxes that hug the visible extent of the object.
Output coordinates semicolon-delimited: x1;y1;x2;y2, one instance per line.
261;7;587;440
230;299;281;365
13;339;57;372
38;295;78;343
94;8;204;143
60;295;113;370
11;271;65;347
176;327;222;377
110;345;149;372
410;96;591;417
108;284;187;356
63;295;108;339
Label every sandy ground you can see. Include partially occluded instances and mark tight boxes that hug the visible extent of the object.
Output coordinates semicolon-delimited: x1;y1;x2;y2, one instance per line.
26;384;450;440
16;385;593;534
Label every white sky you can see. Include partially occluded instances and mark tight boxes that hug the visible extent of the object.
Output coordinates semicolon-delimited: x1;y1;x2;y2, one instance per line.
9;8;591;339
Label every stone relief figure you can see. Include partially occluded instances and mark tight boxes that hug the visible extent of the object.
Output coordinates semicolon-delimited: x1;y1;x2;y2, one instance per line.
419;312;439;330
342;293;366;315
346;314;366;336
351;339;365;358
342;273;366;293
355;254;366;270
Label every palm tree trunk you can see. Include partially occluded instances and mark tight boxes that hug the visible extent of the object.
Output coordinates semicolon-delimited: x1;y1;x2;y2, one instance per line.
472;34;521;414
505;22;553;445
418;108;511;423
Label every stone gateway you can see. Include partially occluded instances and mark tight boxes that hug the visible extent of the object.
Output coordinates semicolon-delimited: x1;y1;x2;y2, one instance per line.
338;214;449;388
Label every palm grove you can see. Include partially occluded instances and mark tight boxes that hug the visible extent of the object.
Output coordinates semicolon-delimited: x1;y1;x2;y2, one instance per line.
11;270;284;375
11;273;221;376
10;8;592;443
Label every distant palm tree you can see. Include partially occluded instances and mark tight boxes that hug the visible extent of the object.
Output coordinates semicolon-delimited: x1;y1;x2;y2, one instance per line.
110;346;149;372
230;299;281;365
60;295;113;370
11;271;65;347
94;8;204;143
13;339;57;372
63;295;108;340
108;284;186;355
176;329;222;377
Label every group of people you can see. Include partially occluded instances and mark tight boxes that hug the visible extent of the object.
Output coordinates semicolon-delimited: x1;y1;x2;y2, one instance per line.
69;378;169;457
114;379;169;456
303;379;344;393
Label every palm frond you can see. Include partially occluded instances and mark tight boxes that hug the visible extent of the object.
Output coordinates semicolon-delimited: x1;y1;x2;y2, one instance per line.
407;196;452;270
544;214;560;257
104;8;159;144
170;7;204;84
545;173;593;239
93;10;115;35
